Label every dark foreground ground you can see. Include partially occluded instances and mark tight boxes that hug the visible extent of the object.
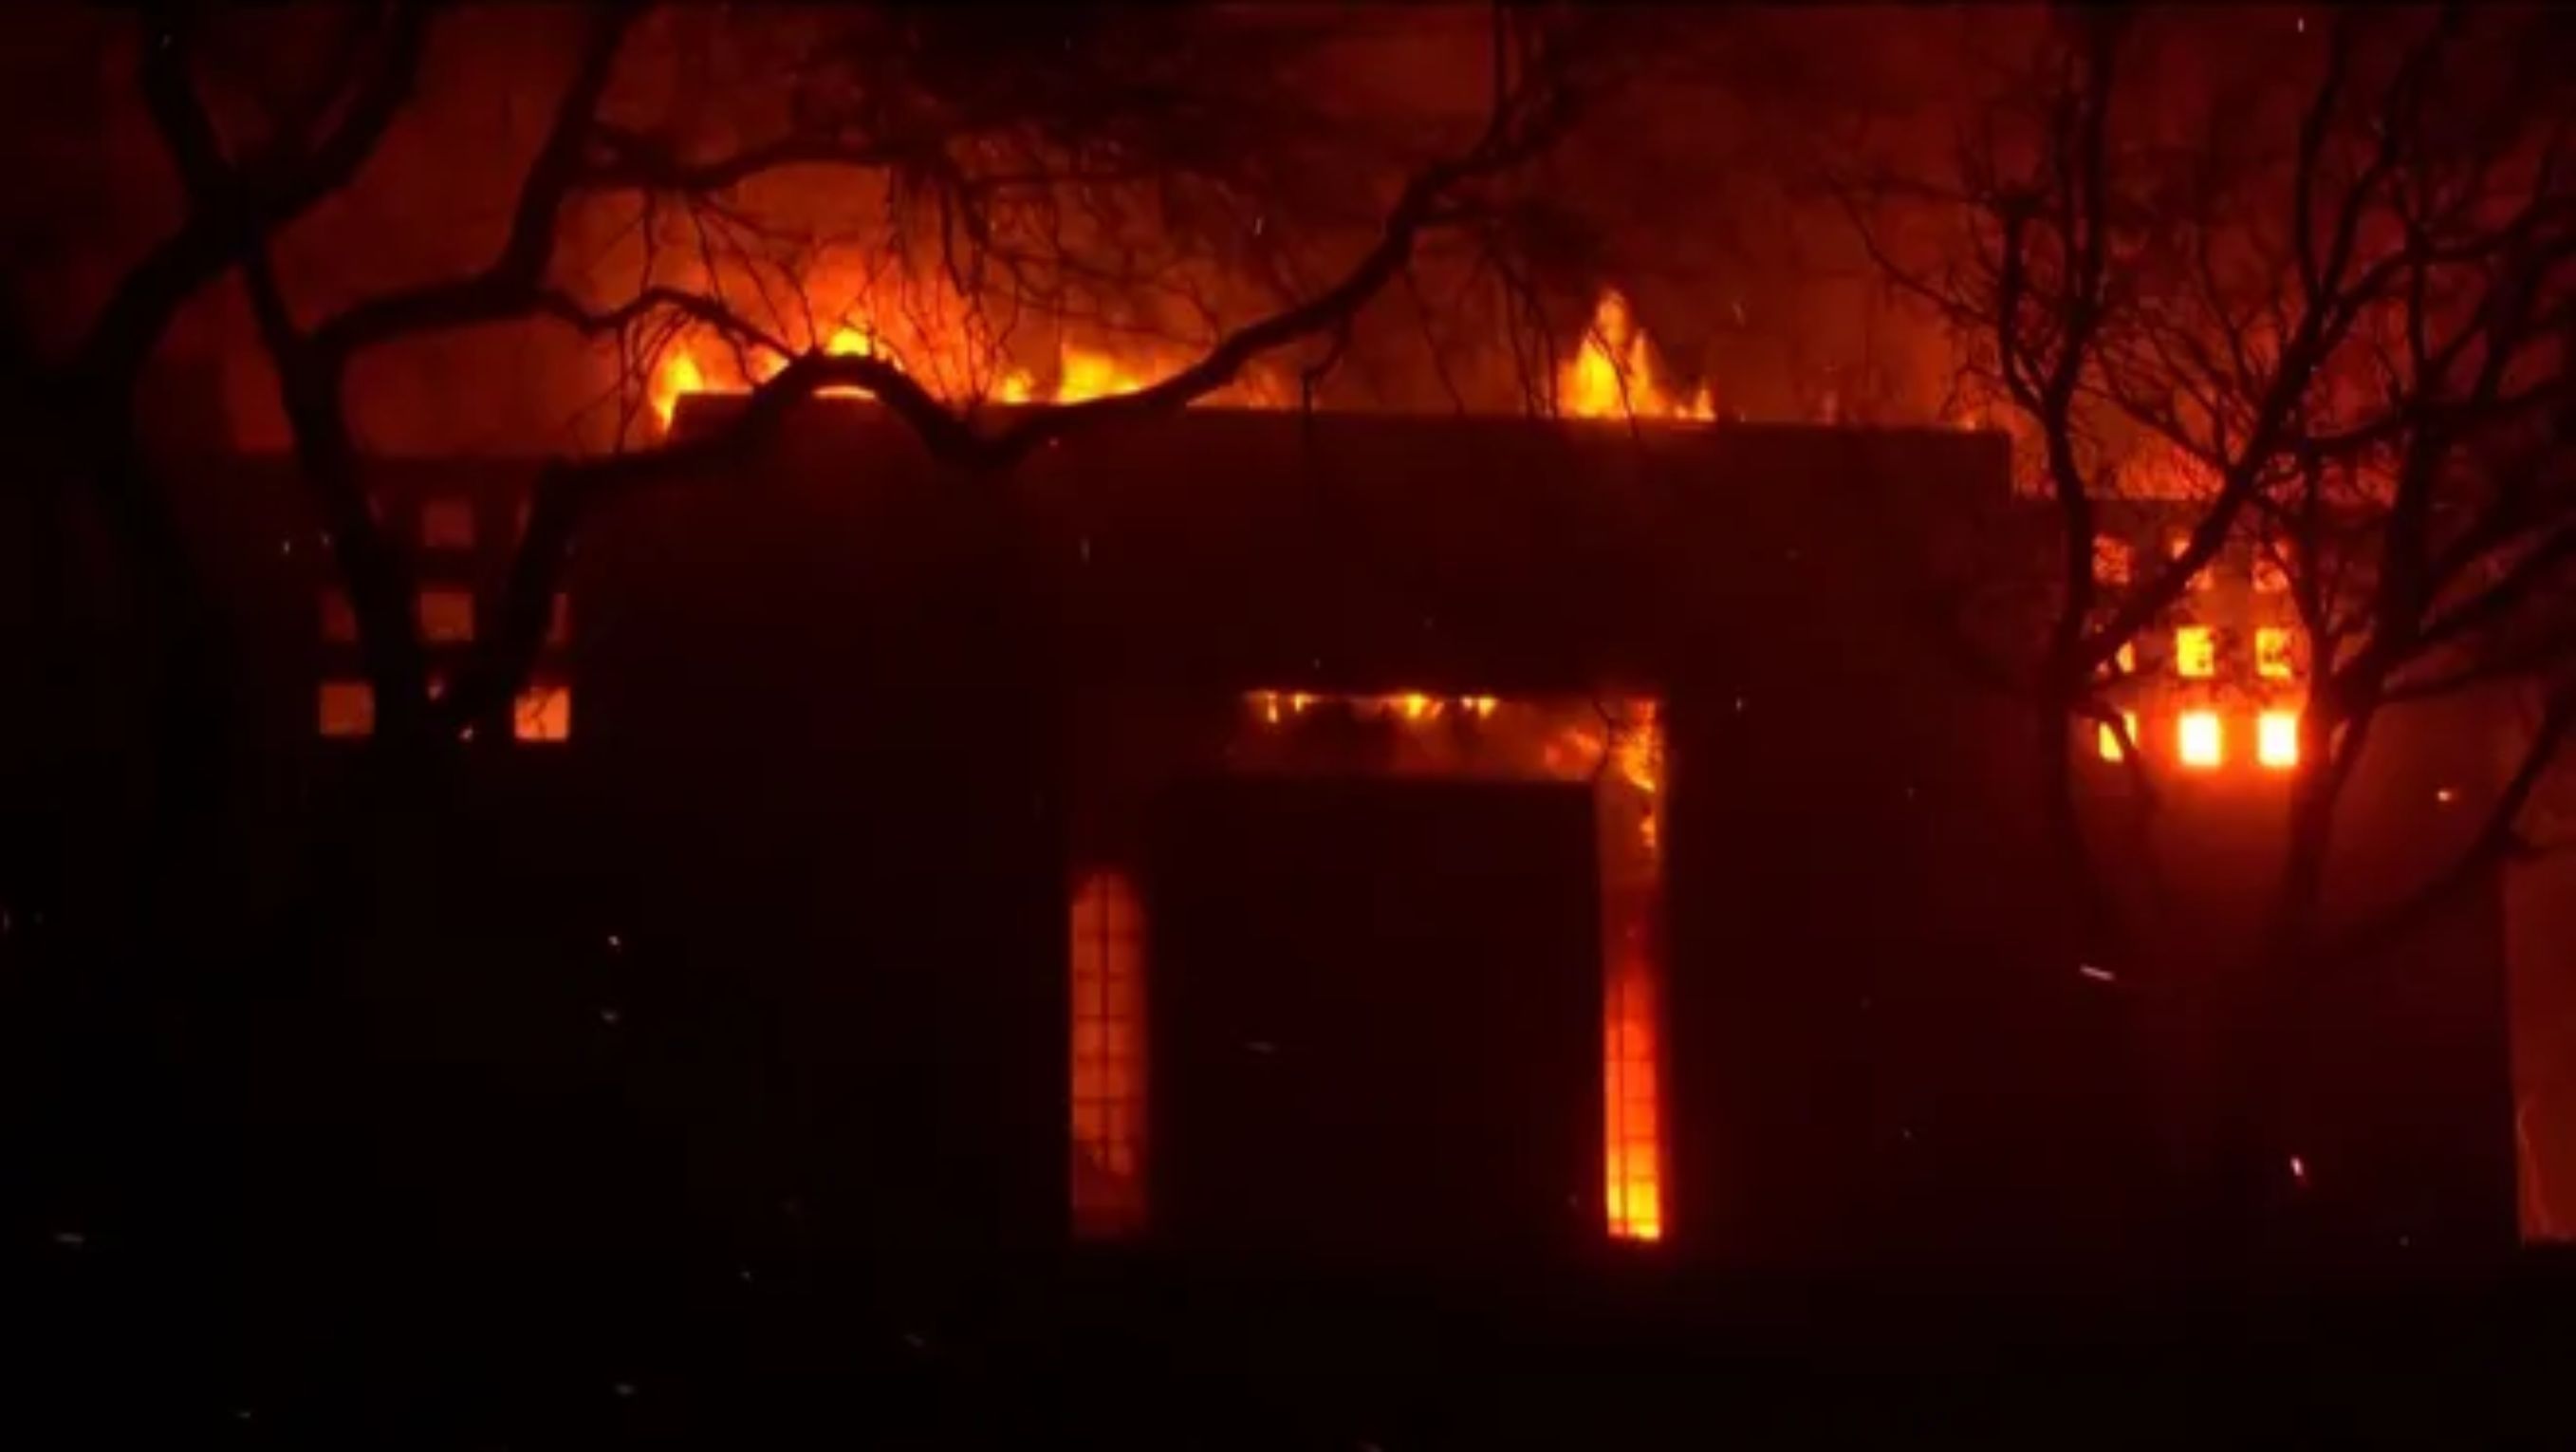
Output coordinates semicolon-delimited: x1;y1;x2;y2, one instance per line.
16;1229;2576;1447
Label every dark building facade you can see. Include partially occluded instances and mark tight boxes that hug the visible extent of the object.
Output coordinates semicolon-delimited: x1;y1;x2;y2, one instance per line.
133;401;2526;1284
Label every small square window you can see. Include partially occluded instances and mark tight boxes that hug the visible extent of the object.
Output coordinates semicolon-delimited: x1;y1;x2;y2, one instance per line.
418;587;475;643
320;588;358;643
2094;535;2132;586
2258;711;2300;770
2178;711;2224;769
514;680;572;743
318;680;374;737
421;497;475;550
2176;626;2217;679
2255;626;2295;680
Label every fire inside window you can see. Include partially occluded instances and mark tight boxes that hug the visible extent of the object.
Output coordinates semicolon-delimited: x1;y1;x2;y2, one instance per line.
2256;626;2295;680
513;680;573;742
1068;692;1670;1246
2097;710;2142;763
2175;626;2217;679
1068;870;1147;1237
2178;710;2225;768
2257;711;2301;770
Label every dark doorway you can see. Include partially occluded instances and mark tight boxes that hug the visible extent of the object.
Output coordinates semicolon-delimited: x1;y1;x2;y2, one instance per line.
1148;777;1601;1267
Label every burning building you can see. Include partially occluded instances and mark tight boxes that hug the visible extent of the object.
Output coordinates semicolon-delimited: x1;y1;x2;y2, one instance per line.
152;373;2536;1282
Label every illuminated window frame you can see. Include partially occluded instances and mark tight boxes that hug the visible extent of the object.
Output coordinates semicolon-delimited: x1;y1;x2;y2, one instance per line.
2175;625;2217;679
2257;710;2301;770
2255;626;2296;680
1067;691;1671;1246
418;586;476;644
2178;710;2225;768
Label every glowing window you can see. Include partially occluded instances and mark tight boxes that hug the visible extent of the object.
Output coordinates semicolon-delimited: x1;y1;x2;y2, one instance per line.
317;680;374;737
2256;626;2295;680
2098;710;2141;762
1069;869;1148;1238
2115;642;2137;675
418;587;475;643
2258;711;2301;769
512;680;572;742
2176;626;2217;679
319;587;357;644
2178;711;2224;768
2094;535;2132;586
421;497;475;550
2168;531;2215;590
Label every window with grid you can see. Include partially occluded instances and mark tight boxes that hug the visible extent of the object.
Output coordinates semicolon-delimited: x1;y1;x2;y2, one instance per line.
1069;869;1147;1236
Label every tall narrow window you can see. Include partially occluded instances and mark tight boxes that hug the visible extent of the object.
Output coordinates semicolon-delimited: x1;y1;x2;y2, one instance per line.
1598;704;1666;1243
1069;869;1147;1237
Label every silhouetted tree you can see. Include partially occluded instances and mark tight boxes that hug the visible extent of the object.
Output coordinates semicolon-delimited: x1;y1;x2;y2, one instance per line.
1848;5;2576;1233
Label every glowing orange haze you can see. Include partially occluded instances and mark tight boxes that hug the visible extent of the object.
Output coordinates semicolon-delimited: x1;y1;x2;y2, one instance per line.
647;289;1714;428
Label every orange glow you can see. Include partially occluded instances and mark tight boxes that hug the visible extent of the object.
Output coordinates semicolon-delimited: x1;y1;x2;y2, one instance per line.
2169;531;2217;591
2176;626;2216;679
512;681;572;742
318;680;374;737
1559;290;1714;422
2178;711;2224;768
2256;626;2295;680
2258;711;2300;769
417;587;475;643
2094;535;2132;586
649;349;704;428
2098;710;2140;762
1069;869;1147;1238
646;313;1209;431
1599;703;1667;1242
1222;689;1669;1244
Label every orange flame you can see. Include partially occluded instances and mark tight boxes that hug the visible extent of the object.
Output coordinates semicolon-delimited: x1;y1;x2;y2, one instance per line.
1561;290;1714;422
649;350;704;429
650;325;1200;432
